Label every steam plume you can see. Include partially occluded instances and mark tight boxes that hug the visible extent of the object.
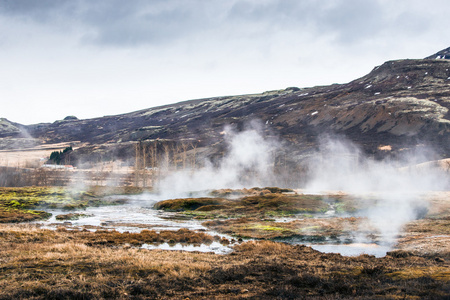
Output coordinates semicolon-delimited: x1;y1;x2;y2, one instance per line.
305;135;448;244
157;122;277;198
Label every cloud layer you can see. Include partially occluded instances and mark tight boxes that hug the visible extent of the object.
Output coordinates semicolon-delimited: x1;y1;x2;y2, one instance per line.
0;0;437;47
1;0;450;124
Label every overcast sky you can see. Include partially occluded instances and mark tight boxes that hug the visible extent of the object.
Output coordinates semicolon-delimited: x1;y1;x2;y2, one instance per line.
1;0;449;125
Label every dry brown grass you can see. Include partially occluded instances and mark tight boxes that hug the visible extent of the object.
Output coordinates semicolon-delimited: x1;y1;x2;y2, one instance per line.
0;207;50;223
0;224;449;299
0;190;449;298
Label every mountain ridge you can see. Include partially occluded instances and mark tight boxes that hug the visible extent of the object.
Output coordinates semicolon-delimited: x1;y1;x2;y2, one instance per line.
1;50;450;162
425;47;450;59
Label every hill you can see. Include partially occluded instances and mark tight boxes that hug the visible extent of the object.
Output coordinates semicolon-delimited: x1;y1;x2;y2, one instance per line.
1;50;449;163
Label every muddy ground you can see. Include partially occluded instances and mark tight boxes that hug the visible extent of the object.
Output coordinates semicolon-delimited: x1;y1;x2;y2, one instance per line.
0;187;449;299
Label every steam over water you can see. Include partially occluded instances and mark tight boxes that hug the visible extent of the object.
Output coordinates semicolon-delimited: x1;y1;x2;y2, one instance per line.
154;128;448;254
35;125;449;257
305;136;448;246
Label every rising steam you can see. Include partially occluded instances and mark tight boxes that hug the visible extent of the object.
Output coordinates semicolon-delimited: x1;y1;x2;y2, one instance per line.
156;122;447;247
305;135;448;245
157;122;277;198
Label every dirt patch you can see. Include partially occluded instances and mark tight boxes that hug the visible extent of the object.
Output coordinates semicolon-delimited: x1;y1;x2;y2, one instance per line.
52;227;222;247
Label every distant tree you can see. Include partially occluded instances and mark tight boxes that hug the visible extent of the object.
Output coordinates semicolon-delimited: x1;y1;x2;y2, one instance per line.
48;147;73;165
62;146;73;154
63;115;78;121
49;151;62;165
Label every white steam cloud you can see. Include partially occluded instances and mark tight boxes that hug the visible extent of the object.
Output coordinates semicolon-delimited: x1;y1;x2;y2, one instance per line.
157;123;277;198
305;135;448;245
156;125;447;247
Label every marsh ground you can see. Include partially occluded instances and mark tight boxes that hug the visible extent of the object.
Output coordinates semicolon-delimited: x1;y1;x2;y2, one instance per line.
0;187;449;299
1;225;449;299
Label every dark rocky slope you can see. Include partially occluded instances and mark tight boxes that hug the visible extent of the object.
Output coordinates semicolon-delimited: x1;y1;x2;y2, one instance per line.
1;51;450;160
425;47;450;59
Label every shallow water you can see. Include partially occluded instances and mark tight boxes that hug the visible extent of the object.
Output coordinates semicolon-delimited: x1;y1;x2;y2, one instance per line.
36;193;391;256
142;242;233;254
39;194;209;232
41;205;206;233
36;194;235;254
309;243;391;258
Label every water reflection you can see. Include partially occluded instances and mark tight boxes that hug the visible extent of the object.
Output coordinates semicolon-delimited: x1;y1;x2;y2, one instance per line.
309;243;391;258
142;242;233;255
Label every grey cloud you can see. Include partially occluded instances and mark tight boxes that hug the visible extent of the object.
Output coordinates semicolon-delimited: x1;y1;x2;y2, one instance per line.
224;0;385;44
0;0;76;22
226;0;435;45
0;0;210;46
80;0;217;46
393;11;430;36
0;0;443;47
316;0;384;43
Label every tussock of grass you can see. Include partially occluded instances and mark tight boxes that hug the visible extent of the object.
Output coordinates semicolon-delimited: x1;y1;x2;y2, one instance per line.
55;213;93;221
155;192;331;220
154;197;230;212
209;187;295;198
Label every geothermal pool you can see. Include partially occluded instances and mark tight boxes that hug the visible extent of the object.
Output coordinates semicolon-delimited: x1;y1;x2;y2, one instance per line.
36;194;393;257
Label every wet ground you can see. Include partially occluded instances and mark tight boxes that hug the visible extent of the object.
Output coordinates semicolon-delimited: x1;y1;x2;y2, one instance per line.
31;190;450;258
36;194;236;254
1;226;449;299
2;187;449;299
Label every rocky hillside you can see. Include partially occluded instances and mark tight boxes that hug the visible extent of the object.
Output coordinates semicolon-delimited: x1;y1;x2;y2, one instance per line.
1;49;450;161
0;118;22;137
425;47;450;59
